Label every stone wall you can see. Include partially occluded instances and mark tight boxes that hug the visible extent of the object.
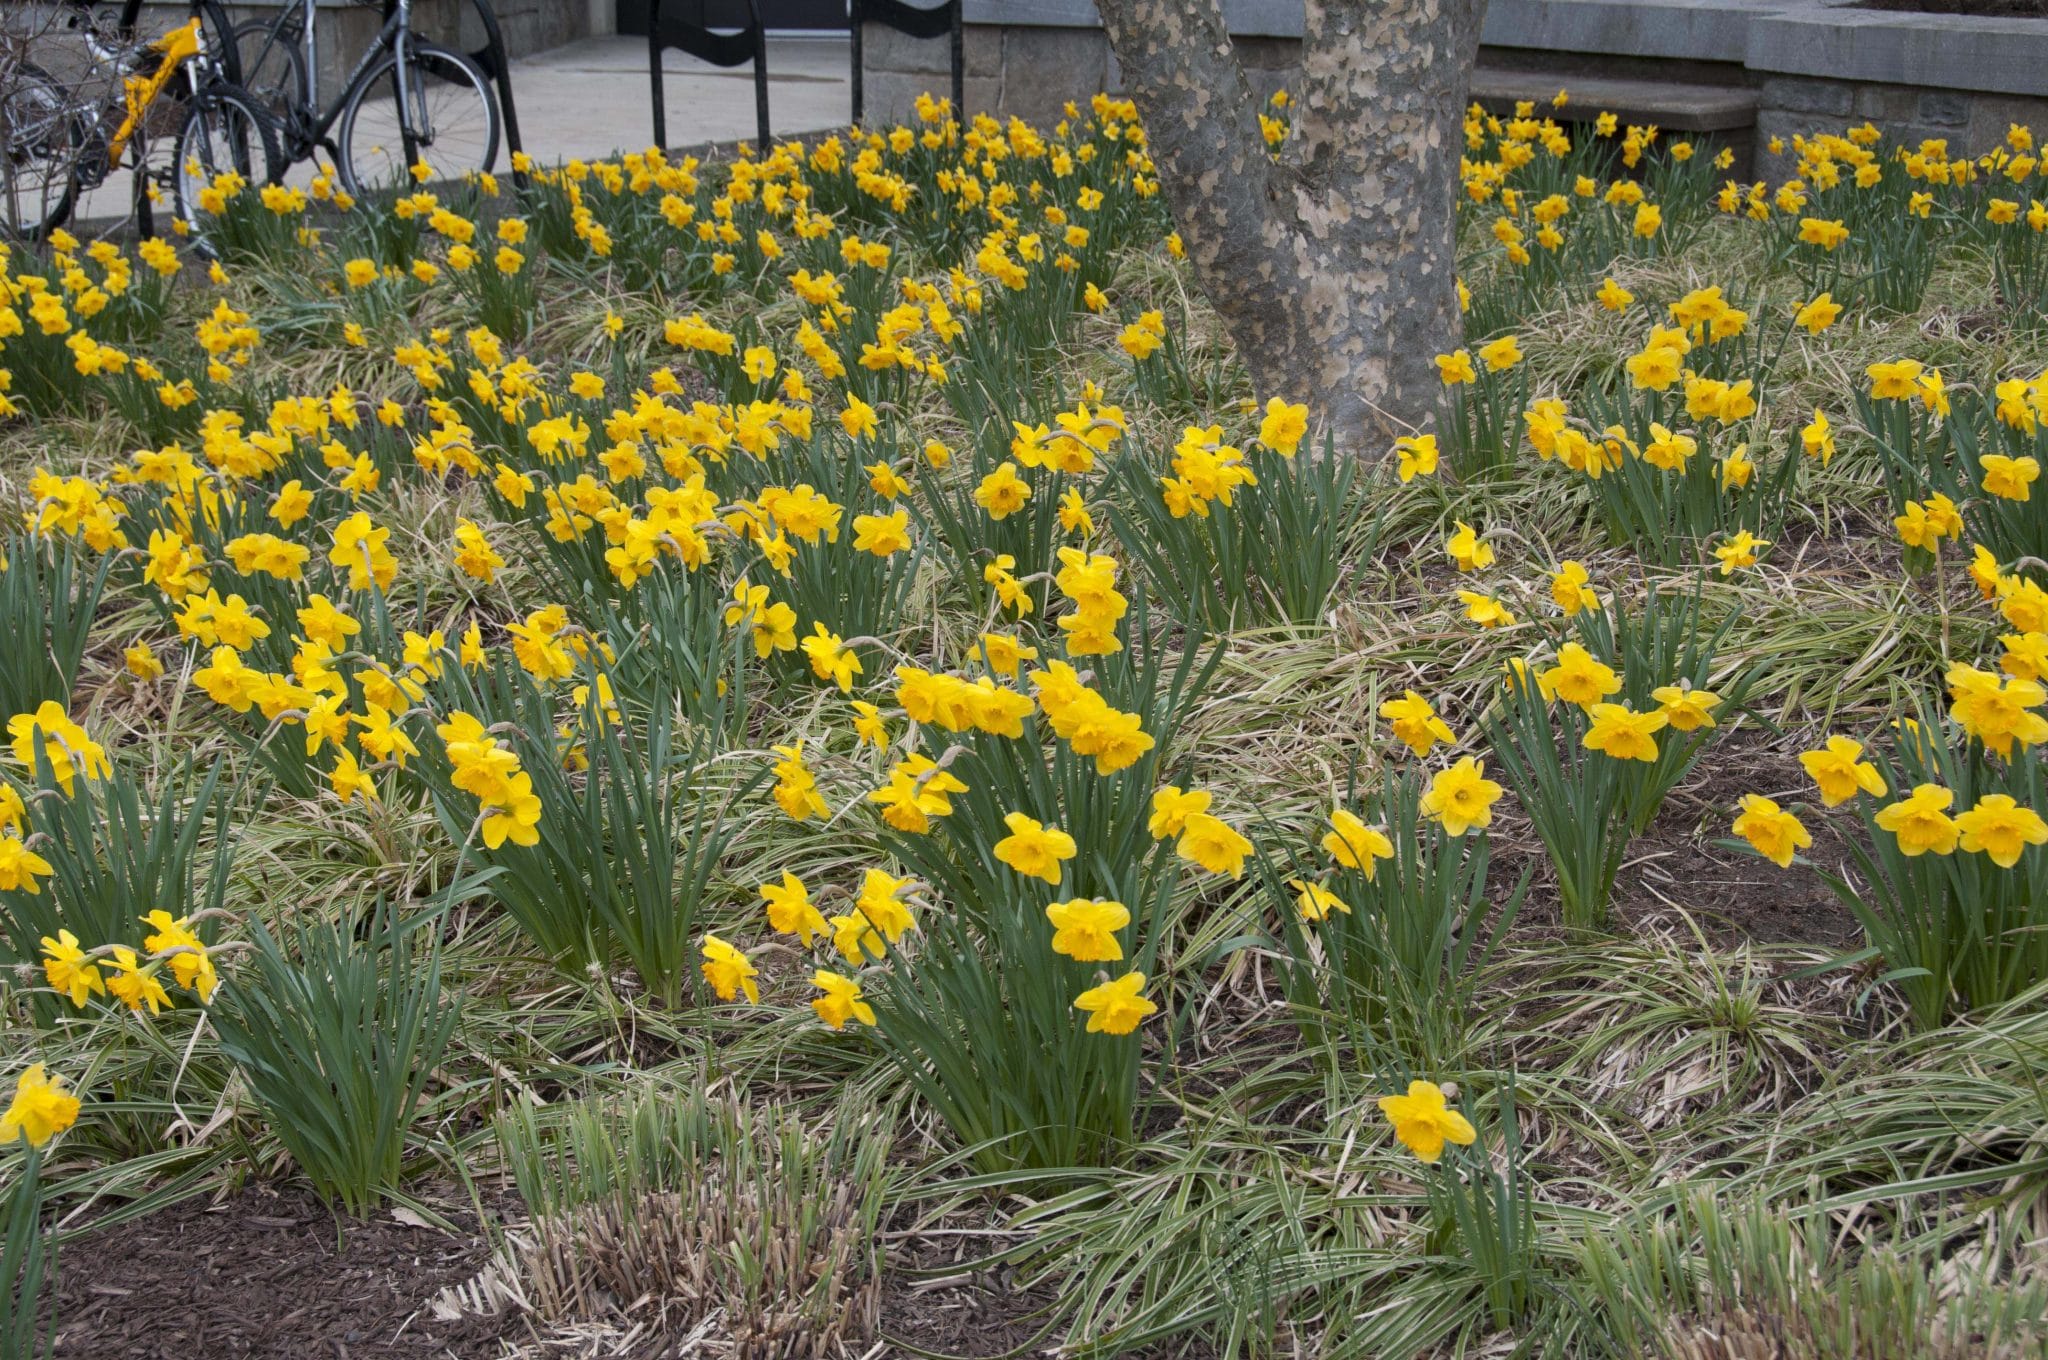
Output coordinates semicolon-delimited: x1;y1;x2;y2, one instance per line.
1755;78;2048;161
857;19;1300;128
1742;5;2048;154
858;20;1073;129
861;0;2048;159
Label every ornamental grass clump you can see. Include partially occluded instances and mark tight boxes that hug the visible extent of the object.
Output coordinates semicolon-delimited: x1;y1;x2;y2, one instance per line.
1580;1187;2048;1359
487;1086;889;1355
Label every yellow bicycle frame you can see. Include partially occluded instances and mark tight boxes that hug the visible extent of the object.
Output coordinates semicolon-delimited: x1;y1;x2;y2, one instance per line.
105;18;202;164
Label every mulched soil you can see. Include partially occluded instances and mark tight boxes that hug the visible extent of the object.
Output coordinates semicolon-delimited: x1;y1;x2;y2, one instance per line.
40;1177;1227;1359
1852;0;2047;15
1608;733;1864;950
43;1183;514;1359
1491;727;1864;951
880;1227;1219;1359
879;1237;1067;1358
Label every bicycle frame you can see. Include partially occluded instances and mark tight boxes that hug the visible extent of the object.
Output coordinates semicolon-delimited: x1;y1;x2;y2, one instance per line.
101;18;201;165
62;1;231;184
246;0;422;166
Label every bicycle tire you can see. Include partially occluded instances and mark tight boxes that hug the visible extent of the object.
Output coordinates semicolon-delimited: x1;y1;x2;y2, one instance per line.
194;0;245;88
229;17;305;143
334;39;499;196
0;61;88;240
170;82;282;236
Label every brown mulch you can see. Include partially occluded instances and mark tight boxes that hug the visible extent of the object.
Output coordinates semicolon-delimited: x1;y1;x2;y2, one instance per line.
41;1179;1223;1360
879;1227;1220;1359
1489;726;1865;951
43;1182;516;1360
879;1242;1066;1358
1608;732;1864;950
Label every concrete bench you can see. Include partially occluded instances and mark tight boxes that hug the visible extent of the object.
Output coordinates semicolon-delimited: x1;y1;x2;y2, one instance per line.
1470;68;1759;135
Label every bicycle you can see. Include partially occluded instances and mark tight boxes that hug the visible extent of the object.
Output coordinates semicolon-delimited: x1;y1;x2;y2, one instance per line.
232;0;500;197
0;0;273;239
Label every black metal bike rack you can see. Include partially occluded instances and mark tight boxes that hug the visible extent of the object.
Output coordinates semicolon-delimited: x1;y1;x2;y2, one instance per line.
849;0;961;126
454;0;526;183
648;0;770;153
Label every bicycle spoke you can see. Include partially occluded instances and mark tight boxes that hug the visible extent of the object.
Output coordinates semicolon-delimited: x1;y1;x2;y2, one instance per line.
341;46;496;193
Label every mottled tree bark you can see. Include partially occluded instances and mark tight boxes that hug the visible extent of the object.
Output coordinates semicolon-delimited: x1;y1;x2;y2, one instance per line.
1093;0;1485;454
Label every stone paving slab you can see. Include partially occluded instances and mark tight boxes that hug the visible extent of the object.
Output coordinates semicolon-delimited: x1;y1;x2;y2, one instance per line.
516;33;852;159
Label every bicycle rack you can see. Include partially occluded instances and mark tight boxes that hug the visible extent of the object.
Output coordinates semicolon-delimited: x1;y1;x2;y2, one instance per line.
647;0;770;154
849;0;962;126
453;0;527;185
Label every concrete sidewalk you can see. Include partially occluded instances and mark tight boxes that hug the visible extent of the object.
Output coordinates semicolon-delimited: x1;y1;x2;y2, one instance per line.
510;34;854;162
71;34;857;227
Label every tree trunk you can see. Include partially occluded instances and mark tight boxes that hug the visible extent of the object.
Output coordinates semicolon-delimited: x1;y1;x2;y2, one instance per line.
1092;0;1486;455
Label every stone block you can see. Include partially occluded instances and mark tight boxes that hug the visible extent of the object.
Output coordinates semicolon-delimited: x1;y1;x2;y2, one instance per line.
955;73;1004;121
861;20;1000;78
964;0;1100;27
1482;0;1772;66
947;0;2048;148
1476;69;1757;132
1221;0;1307;38
1231;35;1301;72
863;69;1002;126
1916;91;1970;128
859;69;923;125
1759;76;1851;119
997;25;1106;124
1850;84;1919;123
487;1;592;55
861;21;943;74
967;0;1301;37
1762;85;2048;158
1753;107;1809;160
1748;9;2048;99
1965;91;2048;155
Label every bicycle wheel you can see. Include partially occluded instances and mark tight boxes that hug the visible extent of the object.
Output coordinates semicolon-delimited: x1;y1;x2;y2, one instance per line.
230;17;305;139
335;40;498;196
170;83;281;232
194;1;245;87
0;62;87;240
